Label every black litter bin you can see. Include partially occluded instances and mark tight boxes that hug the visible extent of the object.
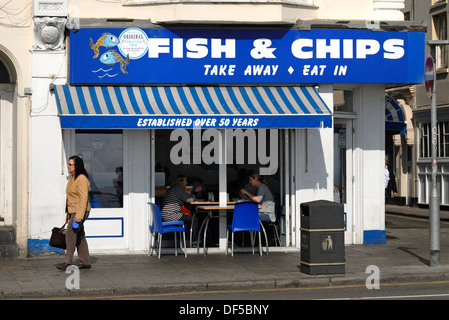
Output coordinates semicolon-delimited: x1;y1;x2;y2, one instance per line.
300;200;345;275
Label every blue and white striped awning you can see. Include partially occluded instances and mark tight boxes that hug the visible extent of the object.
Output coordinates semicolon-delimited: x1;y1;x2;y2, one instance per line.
385;96;406;133
54;85;332;129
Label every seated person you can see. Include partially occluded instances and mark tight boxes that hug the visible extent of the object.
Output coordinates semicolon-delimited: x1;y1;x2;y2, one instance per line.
239;170;276;222
240;183;257;201
188;179;206;199
161;175;202;239
229;168;257;200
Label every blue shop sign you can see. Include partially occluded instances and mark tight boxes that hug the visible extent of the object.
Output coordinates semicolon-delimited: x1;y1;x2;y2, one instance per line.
70;28;424;84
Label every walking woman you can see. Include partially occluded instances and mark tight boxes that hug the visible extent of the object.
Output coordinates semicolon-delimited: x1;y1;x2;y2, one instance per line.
57;155;91;270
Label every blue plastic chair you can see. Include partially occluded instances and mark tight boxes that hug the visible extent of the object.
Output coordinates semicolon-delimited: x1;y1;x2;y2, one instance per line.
148;202;187;258
226;201;262;256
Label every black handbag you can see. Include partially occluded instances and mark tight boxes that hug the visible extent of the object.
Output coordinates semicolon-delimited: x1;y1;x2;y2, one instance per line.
49;223;67;249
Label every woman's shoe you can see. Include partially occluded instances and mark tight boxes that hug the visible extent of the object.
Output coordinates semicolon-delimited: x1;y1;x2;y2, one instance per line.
77;264;91;269
56;262;70;270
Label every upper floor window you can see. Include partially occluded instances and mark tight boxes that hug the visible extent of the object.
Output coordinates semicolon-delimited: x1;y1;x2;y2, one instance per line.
419;121;449;159
433;12;448;69
333;90;353;113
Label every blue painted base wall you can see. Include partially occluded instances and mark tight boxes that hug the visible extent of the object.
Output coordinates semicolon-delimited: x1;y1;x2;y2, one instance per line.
28;239;64;255
28;231;386;254
363;230;386;244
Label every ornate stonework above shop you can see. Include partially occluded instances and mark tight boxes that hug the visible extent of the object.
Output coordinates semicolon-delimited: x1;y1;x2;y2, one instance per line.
33;0;67;50
33;0;67;17
33;17;66;50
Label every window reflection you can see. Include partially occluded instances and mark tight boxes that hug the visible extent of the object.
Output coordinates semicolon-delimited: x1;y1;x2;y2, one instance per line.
333;90;353;112
75;130;123;208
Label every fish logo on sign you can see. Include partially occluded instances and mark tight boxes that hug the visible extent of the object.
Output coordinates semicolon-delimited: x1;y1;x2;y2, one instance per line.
90;32;127;79
89;28;149;79
100;50;130;74
89;33;120;58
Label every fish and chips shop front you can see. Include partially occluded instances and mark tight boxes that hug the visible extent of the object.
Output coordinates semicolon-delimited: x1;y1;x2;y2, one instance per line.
29;23;424;254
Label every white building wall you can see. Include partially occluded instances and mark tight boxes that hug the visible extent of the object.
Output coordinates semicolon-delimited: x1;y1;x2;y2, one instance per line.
373;0;405;20
124;130;152;253
0;0;33;256
356;84;386;243
67;0;404;24
294;83;387;245
29;51;67;251
295;84;334;204
294;83;334;248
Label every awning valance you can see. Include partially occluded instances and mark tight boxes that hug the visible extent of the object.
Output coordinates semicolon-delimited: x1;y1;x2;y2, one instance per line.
385;96;406;133
54;85;332;129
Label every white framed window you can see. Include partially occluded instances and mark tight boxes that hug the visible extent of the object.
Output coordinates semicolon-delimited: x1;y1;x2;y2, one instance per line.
417;121;449;205
419;121;449;159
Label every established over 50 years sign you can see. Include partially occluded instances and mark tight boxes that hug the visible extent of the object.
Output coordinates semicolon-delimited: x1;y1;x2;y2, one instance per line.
70;28;424;84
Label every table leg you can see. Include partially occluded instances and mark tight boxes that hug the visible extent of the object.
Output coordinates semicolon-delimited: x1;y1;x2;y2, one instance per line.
190;213;196;248
197;211;211;255
218;210;227;251
203;212;211;256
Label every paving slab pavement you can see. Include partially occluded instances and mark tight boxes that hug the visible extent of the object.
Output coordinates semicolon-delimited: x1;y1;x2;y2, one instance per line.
1;206;449;300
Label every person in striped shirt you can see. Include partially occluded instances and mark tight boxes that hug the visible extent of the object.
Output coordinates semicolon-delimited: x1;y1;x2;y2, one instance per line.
161;175;202;240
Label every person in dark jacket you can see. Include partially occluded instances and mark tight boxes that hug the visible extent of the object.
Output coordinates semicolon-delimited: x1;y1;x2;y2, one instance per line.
385;159;397;199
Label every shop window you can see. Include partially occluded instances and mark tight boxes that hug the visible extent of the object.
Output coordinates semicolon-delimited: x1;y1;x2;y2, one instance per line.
154;129;280;204
74;130;123;208
154;129;220;202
